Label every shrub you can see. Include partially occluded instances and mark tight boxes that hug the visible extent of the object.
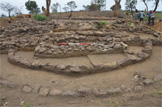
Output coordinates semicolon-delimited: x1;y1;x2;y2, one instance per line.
34;14;48;21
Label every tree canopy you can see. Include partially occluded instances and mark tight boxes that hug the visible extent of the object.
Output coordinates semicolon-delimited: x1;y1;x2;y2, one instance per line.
25;0;40;14
51;3;60;13
110;4;121;11
0;2;17;18
67;1;77;11
125;0;137;11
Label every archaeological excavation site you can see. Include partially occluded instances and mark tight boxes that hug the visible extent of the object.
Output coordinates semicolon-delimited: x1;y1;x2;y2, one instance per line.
0;0;162;106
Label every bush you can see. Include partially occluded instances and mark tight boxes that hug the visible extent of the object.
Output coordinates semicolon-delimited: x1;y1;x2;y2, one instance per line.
34;14;48;21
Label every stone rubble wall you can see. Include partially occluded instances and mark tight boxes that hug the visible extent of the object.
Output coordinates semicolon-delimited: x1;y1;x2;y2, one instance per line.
34;42;127;58
7;38;157;74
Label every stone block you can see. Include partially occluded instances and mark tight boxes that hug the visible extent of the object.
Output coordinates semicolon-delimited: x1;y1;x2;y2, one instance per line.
39;87;49;96
62;90;75;96
77;87;91;97
49;89;62;96
23;86;32;93
143;79;154;85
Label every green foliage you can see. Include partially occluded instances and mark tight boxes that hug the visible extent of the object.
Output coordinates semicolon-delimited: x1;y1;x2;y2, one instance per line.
67;1;77;11
51;3;60;13
128;22;132;26
110;4;122;11
154;89;162;96
100;21;108;25
77;22;80;25
25;0;40;14
22;102;31;107
83;0;105;11
95;21;108;28
144;15;148;21
83;4;100;11
34;14;48;21
125;0;137;11
155;13;162;18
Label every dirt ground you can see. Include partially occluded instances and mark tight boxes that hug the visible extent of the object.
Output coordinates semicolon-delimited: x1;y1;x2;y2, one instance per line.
0;46;162;107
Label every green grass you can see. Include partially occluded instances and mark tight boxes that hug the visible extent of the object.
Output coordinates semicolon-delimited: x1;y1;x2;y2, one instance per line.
22;102;31;107
155;13;162;18
100;21;108;25
34;14;48;21
128;22;132;26
144;16;149;21
105;99;119;107
154;89;162;96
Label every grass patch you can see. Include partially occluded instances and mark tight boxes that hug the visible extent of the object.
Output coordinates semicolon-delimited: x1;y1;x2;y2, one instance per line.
34;14;48;21
22;102;31;107
128;22;132;26
100;21;108;25
154;89;162;96
105;99;119;107
144;16;149;21
155;13;162;18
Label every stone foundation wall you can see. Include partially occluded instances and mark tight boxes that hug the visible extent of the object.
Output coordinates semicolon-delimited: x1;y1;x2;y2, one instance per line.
34;42;127;58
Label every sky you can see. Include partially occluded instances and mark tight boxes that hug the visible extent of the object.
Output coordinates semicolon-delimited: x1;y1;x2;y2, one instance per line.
0;0;162;16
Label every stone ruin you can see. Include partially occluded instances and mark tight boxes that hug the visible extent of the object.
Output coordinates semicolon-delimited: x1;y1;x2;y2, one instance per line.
0;19;162;74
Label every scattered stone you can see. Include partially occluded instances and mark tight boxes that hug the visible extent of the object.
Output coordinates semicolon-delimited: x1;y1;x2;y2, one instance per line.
134;86;142;92
23;86;32;93
116;57;131;66
77;87;91;97
143;79;154;85
39;47;46;53
125;88;132;93
49;89;62;96
154;74;162;81
120;85;126;90
142;46;152;54
93;88;107;97
39;87;49;96
107;87;122;95
62;90;75;96
7;83;16;88
137;52;148;58
32;85;41;94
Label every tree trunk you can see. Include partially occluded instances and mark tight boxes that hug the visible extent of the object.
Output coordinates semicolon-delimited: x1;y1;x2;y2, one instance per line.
46;0;51;16
114;1;119;17
8;11;11;18
153;0;159;12
143;2;148;14
114;0;121;17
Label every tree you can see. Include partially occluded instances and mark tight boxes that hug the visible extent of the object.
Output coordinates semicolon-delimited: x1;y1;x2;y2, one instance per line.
25;0;40;14
67;1;77;12
51;3;60;13
152;0;160;12
114;0;121;17
110;4;121;11
46;0;51;16
0;2;17;18
142;0;149;13
91;0;106;11
125;0;137;15
62;6;69;12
